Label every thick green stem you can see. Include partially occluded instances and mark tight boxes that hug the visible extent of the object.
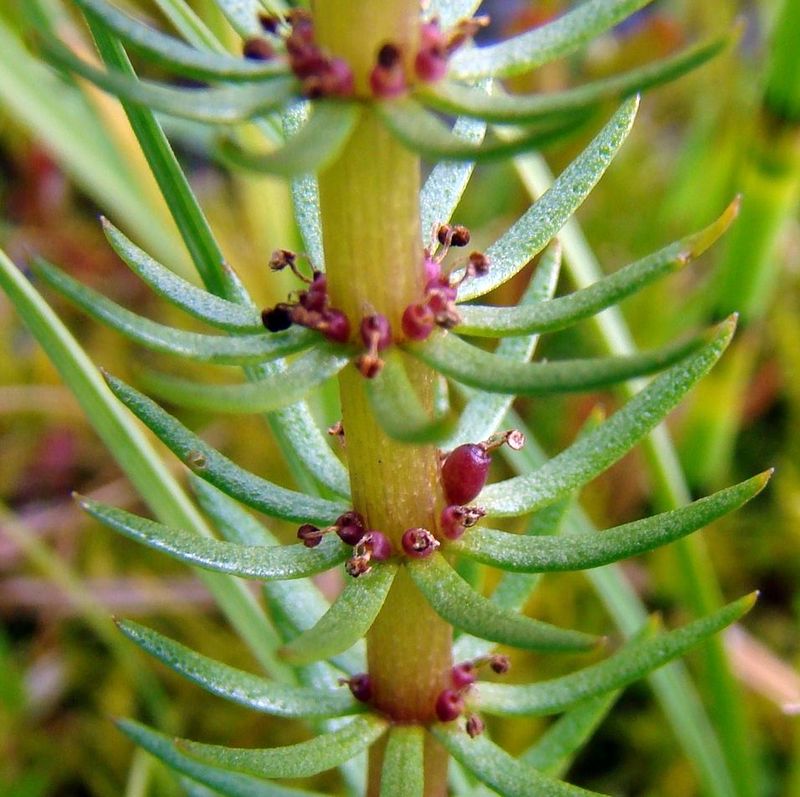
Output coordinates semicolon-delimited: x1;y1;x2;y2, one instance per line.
313;3;452;794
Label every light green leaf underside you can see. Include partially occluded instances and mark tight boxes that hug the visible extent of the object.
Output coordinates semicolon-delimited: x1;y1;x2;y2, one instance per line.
75;0;289;82
102;219;263;331
117;620;359;717
425;31;730;123
449;0;653;79
181;714;389;779
453;473;769;572
104;374;348;524
365;351;456;443
419;113;487;240
214;0;281;38
457;97;638;301
475;593;757;716
31;257;315;365
42;37;297;123
431;724;604;797
444;243;561;450
118;719;329;797
280;565;397;665
407;326;706;395
379;726;425;797
79;496;348;579
479;318;736;516
408;554;598;652
376;97;587;162
219;101;361;176
456;199;739;336
139;347;350;414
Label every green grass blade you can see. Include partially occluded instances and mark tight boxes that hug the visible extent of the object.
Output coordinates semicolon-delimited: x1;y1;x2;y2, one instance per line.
479;318;736;516
116;620;359;718
379;726;425;797
220;101;361;177
103;374;348;524
453;473;770;572
457;98;638;301
408;554;599;652
426;30;731;123
181;715;388;779
431;724;604;797
75;0;288;81
102;219;263;331
449;0;653;79
365;351;456;443
456;199;740;336
139;347;350;413
280;565;397;665
475;593;756;716
119;719;328;797
42;35;297;123
78;496;349;579
31;257;316;365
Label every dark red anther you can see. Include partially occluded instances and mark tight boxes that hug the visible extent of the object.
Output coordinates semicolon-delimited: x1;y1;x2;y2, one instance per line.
242;38;274;60
451;662;476;689
360;314;392;351
401;303;435;341
261;304;293;332
489;654;511;675
466;250;490;277
401;527;440;559
369;43;407;97
297;524;323;548
257;12;280;34
346;673;373;702
319;309;351;343
465;714;485;738
435;688;465;722
437;223;471;248
335;510;366;546
269;248;297;271
441;443;491;506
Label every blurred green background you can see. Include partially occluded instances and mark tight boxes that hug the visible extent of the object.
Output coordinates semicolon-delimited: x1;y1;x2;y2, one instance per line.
0;1;798;795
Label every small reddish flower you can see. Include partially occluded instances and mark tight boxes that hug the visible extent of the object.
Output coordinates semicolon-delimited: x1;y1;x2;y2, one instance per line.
401;527;440;558
451;661;477;689
435;688;464;722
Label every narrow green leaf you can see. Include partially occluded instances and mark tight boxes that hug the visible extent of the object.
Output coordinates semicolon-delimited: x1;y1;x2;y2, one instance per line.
42;37;297;123
457;97;638;301
215;0;281;38
407;325;707;395
431;724;604;797
181;714;389;779
456;198;740;336
78;496;349;579
475;593;757;716
151;0;223;51
139;347;350;413
117;620;359;717
376;97;588;162
425;31;730;123
453;473;770;572
75;0;289;82
31;257;316;365
379;726;425;797
103;374;348;524
365;351;456;443
420;113;487;240
119;719;328;797
449;0;653;79
408;554;598;652
444;243;561;450
280;565;397;665
479;318;736;516
102;219;263;331
219;101;361;177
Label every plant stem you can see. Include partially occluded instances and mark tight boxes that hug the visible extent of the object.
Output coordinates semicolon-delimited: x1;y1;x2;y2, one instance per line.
313;3;452;794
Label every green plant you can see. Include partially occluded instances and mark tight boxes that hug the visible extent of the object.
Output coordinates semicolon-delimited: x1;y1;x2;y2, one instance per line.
0;1;771;795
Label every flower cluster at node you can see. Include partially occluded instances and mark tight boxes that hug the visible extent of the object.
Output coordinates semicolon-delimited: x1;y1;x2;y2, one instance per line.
440;504;486;540
345;531;393;577
296;510;366;548
356;313;392;378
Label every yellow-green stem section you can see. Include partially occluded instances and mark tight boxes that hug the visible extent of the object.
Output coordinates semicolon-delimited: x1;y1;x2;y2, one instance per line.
314;2;452;793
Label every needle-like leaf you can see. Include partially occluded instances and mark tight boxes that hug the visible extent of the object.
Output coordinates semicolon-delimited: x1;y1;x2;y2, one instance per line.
474;593;757;715
408;554;599;652
379;726;425;797
78;496;349;579
452;473;770;571
117;620;360;717
280;565;397;665
104;374;348;524
456;98;638;301
479;317;736;516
